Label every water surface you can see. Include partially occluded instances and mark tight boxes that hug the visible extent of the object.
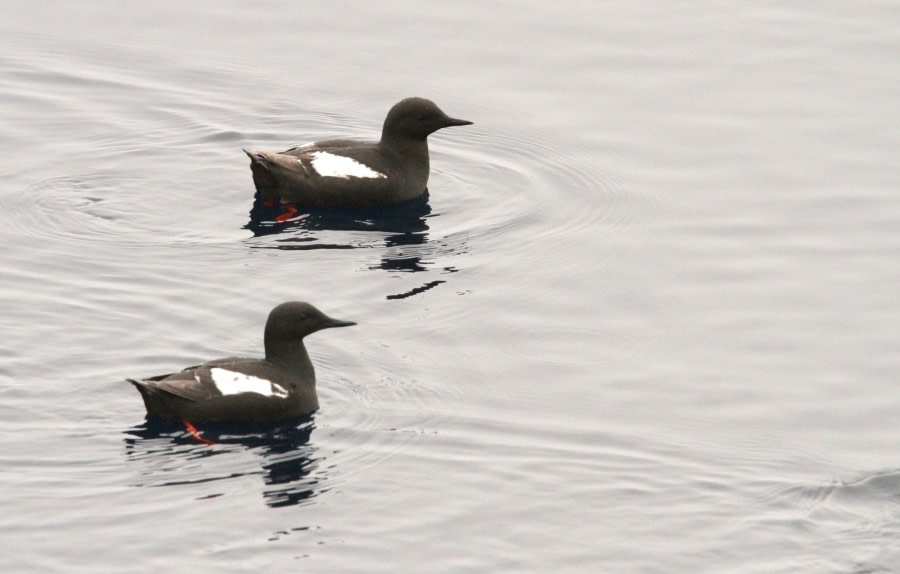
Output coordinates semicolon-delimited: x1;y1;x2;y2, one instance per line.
1;2;899;572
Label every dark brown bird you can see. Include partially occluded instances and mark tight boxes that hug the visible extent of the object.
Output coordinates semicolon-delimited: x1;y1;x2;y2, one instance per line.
244;97;472;207
128;301;355;423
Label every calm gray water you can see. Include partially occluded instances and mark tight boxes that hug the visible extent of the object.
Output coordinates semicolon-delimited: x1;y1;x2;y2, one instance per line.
2;2;899;572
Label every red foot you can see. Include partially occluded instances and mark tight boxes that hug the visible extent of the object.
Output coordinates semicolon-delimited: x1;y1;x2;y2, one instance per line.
183;420;215;446
275;204;299;222
263;198;276;208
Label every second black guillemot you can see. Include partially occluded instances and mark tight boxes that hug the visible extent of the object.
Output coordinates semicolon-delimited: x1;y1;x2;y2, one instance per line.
127;301;356;423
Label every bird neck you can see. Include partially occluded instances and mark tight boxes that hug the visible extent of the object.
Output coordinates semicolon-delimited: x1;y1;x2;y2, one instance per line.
381;130;430;160
265;337;316;381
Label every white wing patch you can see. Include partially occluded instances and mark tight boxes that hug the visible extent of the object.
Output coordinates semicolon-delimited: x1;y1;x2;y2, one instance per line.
208;367;289;398
308;151;386;179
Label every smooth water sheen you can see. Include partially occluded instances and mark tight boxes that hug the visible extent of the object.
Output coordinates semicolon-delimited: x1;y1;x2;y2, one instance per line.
2;2;899;572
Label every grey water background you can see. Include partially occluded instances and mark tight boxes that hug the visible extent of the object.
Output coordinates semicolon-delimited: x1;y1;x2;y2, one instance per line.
2;1;899;572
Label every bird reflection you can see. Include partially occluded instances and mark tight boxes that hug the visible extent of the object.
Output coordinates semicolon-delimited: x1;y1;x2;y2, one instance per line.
244;191;460;299
245;191;432;239
123;416;322;508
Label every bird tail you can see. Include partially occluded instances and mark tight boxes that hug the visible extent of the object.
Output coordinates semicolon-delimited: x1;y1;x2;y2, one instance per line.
127;378;157;410
243;148;271;169
243;149;278;193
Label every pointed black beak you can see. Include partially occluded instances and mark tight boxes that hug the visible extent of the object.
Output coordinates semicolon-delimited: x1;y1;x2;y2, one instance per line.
325;317;357;329
443;116;473;127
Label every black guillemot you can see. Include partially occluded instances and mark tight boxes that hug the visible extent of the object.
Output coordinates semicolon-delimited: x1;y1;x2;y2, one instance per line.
128;301;355;424
243;97;472;208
